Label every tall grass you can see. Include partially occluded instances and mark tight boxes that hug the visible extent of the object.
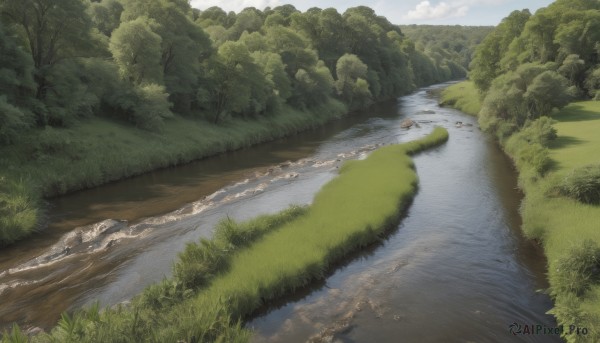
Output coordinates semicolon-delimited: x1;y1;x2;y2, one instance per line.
2;128;448;342
0;177;39;245
0;99;346;245
518;102;600;342
439;81;481;116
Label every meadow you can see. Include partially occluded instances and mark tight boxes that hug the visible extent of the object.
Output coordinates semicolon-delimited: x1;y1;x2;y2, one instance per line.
1;128;448;342
439;81;481;116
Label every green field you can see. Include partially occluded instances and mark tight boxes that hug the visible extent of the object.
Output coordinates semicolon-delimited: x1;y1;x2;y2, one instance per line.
2;128;448;342
439;81;481;116
520;102;600;341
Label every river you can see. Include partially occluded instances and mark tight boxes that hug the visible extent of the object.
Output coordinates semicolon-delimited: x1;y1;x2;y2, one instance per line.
0;83;559;342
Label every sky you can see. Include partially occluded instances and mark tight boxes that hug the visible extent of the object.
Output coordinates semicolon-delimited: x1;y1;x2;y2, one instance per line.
190;0;556;26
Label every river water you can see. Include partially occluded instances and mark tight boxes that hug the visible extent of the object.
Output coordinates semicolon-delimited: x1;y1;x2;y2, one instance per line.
0;83;558;342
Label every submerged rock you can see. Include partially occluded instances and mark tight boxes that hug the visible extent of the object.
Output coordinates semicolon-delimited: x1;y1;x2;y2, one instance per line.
400;119;414;129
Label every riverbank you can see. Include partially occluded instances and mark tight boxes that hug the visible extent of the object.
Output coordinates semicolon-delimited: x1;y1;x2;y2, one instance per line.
2;127;449;341
439;81;481;116
442;81;600;342
0;100;347;245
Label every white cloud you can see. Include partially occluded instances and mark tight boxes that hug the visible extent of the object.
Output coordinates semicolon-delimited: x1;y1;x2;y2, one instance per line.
190;0;281;12
406;1;466;20
405;0;508;21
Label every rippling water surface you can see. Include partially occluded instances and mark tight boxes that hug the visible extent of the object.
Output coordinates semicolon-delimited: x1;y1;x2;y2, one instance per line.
1;84;558;343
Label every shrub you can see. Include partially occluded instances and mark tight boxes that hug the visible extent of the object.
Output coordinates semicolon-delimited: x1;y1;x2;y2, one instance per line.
559;164;600;204
522;116;557;146
551;240;600;297
0;177;39;245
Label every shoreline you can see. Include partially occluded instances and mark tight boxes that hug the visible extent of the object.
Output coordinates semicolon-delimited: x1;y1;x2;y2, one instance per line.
1;100;351;245
3;128;449;341
441;80;600;342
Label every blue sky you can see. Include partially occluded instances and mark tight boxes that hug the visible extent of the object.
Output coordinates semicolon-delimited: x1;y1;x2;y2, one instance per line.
190;0;555;26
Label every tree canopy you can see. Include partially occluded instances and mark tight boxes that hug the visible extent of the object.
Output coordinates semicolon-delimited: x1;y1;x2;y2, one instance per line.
470;0;600;136
0;1;481;143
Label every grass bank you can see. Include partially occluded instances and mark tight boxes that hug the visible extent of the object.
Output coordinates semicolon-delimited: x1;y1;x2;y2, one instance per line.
442;81;600;342
0;100;346;245
439;81;481;116
2;127;449;342
519;102;600;342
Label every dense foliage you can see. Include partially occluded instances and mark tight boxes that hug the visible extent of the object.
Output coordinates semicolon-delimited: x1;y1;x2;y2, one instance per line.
400;24;493;73
470;1;600;138
0;1;486;245
0;1;472;139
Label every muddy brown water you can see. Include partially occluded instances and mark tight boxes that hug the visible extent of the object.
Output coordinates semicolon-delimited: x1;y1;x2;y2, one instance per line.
0;83;559;342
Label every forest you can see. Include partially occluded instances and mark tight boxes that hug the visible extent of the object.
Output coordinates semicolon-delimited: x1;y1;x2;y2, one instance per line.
470;0;600;135
0;0;488;245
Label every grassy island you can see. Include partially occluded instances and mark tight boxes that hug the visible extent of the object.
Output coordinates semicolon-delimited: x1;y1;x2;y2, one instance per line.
2;128;448;342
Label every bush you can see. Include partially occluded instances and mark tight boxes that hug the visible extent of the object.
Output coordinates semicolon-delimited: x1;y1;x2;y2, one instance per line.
522;116;557;146
495;121;519;143
0;177;39;246
559;164;600;204
551;240;600;297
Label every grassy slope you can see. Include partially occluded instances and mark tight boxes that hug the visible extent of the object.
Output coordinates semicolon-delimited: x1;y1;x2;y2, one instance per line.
442;81;600;342
520;102;600;341
0;100;346;245
8;128;448;342
439;81;481;116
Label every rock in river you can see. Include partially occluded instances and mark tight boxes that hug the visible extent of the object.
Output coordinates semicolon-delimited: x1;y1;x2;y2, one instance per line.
400;119;414;128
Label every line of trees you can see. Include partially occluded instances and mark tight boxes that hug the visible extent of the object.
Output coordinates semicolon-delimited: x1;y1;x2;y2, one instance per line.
469;0;600;137
0;0;483;145
400;24;493;73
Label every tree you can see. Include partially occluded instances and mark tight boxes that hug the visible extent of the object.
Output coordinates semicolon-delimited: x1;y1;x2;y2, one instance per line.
469;9;530;91
335;54;372;108
109;17;163;85
88;0;124;37
205;41;267;123
0;96;32;145
121;0;212;113
584;67;600;99
226;7;263;41
131;83;172;130
525;70;573;116
558;54;585;84
0;0;93;100
0;21;35;107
